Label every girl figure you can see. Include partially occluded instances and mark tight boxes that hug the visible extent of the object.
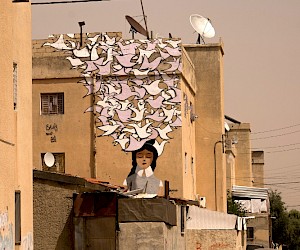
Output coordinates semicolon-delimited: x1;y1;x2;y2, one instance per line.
124;141;163;195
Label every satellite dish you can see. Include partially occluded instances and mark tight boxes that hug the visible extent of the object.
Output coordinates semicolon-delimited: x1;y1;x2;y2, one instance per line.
190;14;215;44
224;122;230;132
44;152;55;167
125;15;148;39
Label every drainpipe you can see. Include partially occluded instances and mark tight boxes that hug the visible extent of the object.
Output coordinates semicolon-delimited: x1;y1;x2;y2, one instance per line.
213;135;225;211
91;74;97;178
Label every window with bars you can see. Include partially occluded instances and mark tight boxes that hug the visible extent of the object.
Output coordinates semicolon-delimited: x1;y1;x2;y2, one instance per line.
13;63;17;110
41;153;65;173
41;93;64;115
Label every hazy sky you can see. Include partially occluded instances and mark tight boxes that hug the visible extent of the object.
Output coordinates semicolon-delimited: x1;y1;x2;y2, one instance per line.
31;0;300;209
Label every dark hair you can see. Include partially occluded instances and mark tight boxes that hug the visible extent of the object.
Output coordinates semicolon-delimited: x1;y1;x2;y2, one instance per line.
127;140;158;177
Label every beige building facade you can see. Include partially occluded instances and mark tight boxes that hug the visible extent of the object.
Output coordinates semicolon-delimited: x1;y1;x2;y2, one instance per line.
185;43;227;212
0;0;33;249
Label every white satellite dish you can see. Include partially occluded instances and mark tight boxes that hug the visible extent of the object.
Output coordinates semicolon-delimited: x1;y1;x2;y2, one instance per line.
190;14;215;44
224;122;230;132
44;152;55;167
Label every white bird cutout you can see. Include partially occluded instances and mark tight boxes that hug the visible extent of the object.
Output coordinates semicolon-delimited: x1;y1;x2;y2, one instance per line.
44;34;72;50
142;80;163;95
162;107;175;123
155;125;173;140
153;140;169;156
98;124;120;136
114;135;129;150
127;122;152;139
129;107;146;122
165;40;181;48
104;34;116;46
73;47;90;58
88;34;101;45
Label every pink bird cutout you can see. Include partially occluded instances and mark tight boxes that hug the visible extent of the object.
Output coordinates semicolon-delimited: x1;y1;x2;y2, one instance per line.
164;46;181;57
146;96;165;109
115;54;136;68
140;56;162;71
124;136;149;152
168;87;181;103
85;61;98;72
114;83;138;101
116;109;132;123
170;116;182;127
117;42;140;55
96;61;112;75
133;86;146;98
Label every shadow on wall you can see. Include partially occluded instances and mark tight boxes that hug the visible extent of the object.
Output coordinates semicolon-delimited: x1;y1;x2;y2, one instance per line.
55;210;74;250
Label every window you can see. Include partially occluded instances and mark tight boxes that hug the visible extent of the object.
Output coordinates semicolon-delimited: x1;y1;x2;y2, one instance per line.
15;191;21;245
13;63;17;110
247;227;254;240
41;153;65;173
41;93;64;115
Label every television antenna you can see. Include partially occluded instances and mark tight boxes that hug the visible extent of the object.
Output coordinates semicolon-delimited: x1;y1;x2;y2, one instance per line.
190;14;215;44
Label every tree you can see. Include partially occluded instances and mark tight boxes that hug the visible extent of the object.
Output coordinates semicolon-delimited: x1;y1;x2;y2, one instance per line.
288;209;300;250
270;190;300;249
227;190;246;217
270;190;289;245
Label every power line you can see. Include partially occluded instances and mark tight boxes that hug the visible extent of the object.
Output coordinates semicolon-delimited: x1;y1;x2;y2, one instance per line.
262;181;300;185
252;142;300;150
31;0;107;5
251;129;300;141
252;123;300;135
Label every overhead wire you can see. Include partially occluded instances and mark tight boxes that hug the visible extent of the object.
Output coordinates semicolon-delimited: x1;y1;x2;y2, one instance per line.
252;123;300;135
31;0;106;5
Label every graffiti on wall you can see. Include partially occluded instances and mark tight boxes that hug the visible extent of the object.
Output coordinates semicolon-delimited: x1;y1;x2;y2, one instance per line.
0;211;13;250
44;33;182;156
22;232;33;250
45;123;58;143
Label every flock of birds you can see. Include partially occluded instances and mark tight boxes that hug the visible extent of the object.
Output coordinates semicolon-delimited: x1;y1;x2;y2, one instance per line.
44;33;183;156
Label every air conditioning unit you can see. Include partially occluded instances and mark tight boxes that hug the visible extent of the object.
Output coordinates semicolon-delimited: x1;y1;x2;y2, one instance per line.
199;197;206;208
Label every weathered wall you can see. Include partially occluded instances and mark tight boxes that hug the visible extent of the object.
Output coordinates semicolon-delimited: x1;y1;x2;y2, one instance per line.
228;123;253;187
185;43;226;212
186;229;246;250
0;0;33;249
246;215;270;248
252;151;264;188
33;179;75;250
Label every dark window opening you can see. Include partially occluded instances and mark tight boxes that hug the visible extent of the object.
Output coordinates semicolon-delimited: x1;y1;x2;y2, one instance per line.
15;191;21;245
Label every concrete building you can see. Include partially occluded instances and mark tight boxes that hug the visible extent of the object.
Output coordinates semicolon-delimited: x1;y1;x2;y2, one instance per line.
0;0;33;249
225;121;270;248
32;32;227;212
185;44;226;212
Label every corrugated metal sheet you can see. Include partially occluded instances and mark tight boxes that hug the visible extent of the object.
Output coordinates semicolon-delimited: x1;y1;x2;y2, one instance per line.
232;185;269;199
186;206;237;230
